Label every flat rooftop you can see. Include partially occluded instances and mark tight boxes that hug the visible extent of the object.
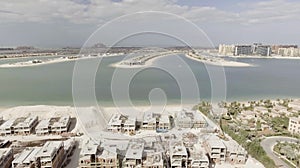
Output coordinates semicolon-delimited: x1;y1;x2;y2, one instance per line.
108;114;122;126
36;141;63;158
36;119;51;129
0;119;16;129
13;147;41;165
0;148;12;159
125;141;144;159
80;140;99;156
169;141;187;156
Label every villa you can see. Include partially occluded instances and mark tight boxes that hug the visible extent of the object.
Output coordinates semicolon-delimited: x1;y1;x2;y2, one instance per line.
0;148;13;168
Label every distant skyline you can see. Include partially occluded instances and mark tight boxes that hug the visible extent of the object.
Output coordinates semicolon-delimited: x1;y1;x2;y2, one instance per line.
0;0;300;48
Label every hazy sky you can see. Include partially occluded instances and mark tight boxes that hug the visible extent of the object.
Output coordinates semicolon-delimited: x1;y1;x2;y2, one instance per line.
0;0;300;48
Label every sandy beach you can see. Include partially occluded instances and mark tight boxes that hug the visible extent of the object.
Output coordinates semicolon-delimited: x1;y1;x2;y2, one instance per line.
110;56;157;68
185;53;255;67
0;54;124;68
0;57;78;68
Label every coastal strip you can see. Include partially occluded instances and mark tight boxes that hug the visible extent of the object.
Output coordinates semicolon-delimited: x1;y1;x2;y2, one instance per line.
186;52;255;67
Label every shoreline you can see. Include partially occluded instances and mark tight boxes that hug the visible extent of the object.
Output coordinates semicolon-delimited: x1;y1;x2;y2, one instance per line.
223;55;300;60
186;53;255;67
0;54;124;68
110;54;160;68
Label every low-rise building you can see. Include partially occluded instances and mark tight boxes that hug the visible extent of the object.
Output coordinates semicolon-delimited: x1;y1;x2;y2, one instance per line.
142;112;170;132
98;147;119;168
223;141;248;164
51;116;71;134
169;141;188;168
0;148;13;168
188;144;209;168
64;139;76;158
14;116;39;135
175;110;206;129
107;114;123;133
12;147;41;168
36;141;65;168
142;151;164;168
107;114;136;135
123;116;136;135
142;112;158;130
204;136;226;164
158;114;170;131
35;119;51;135
0;119;16;135
123;140;144;168
79;140;101;168
288;116;300;134
35;116;71;135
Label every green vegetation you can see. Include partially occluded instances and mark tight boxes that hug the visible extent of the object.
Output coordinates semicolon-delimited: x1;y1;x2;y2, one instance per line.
221;119;276;168
270;116;289;133
274;142;300;167
198;101;211;116
198;99;300;168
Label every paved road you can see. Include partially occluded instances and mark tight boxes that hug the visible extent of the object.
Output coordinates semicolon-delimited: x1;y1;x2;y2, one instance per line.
261;136;299;168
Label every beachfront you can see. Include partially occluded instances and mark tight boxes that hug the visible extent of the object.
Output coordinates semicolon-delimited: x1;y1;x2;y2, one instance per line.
0;103;267;168
4;98;300;168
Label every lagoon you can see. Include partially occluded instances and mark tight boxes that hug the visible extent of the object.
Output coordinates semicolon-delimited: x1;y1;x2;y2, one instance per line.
0;55;300;107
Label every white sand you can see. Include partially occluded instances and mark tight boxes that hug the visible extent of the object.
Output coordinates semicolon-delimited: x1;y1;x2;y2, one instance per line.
0;57;77;68
0;54;124;68
110;54;163;69
185;53;255;67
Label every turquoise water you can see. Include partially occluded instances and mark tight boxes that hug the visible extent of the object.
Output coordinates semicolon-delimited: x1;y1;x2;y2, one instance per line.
0;55;300;108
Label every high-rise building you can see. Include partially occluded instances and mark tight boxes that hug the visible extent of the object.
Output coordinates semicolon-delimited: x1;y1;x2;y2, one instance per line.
218;44;235;55
256;45;271;56
271;45;297;54
234;45;252;56
278;47;300;57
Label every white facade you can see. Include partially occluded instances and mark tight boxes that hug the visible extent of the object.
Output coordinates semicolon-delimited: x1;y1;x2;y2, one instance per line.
36;141;65;168
288;116;300;134
12;147;41;168
175;110;206;129
35;119;51;135
107;114;136;135
123;140;144;168
0;119;16;135
142;112;158;130
14;116;38;135
51;116;71;134
0;148;13;168
188;144;209;168
169;141;188;168
35;116;71;135
218;44;235;56
278;47;300;57
204;136;226;164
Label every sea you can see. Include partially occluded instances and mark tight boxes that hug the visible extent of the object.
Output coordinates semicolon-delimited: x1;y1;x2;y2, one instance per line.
0;54;299;108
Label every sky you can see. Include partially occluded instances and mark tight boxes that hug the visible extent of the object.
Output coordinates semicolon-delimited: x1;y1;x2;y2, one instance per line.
0;0;300;48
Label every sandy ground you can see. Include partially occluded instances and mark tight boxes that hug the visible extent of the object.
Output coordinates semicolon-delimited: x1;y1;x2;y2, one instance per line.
0;54;124;68
0;57;77;68
185;54;255;67
110;54;163;69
